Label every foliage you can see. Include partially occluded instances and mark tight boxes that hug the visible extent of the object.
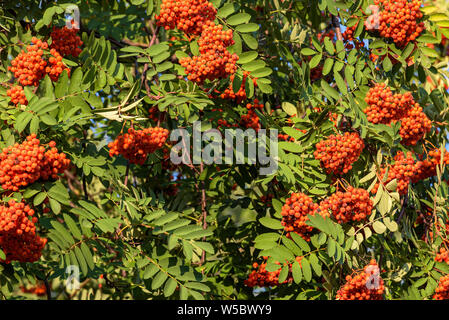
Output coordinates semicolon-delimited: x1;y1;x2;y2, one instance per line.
0;0;449;300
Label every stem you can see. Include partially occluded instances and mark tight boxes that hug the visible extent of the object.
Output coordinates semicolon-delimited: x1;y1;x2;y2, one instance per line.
396;195;408;223
199;161;207;266
332;15;343;41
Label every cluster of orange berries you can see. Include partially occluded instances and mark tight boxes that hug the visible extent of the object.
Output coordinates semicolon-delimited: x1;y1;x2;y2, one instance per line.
372;151;415;195
8;38;48;87
280;193;329;241
108;127;169;165
374;0;424;47
244;261;284;288
373;149;449;196
20;282;47;296
343;20;364;50
314;132;365;175
180;21;238;84
212;71;256;104
436;247;449;265
239;112;260;131
317;30;335;42
50;26;83;57
244;257;303;288
239;99;264;131
399;104;432;146
318;186;373;223
0;199;47;263
0;135;70;191
364;83;431;146
433;274;449;300
7;36;74;106
278;133;295;142
209;108;237;129
46;49;71;82
413;149;449;183
156;0;217;36
336;260;385;300
6;85;27;106
364;83;412;124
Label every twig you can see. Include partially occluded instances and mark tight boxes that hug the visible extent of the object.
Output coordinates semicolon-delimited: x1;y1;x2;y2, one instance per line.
332;15;343;41
396;196;408;223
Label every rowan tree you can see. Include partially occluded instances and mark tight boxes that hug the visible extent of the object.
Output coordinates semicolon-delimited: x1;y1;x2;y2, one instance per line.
0;0;449;301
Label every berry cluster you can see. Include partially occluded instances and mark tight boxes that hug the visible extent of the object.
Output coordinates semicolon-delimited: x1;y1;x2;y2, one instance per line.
6;85;27;106
239;99;264;131
372;151;415;195
156;0;217;36
20;282;47;296
364;83;431;146
8;38;48;86
433;274;449;300
108;127;169;165
244;261;283;287
336;260;385;300
7;37;71;106
280;193;328;241
213;71;256;104
314;132;365;175
397;104;432;146
244;258;302;288
318;186;373;223
0;135;70;191
412;149;449;183
375;0;424;47
50;26;83;57
46;49;71;82
0;199;46;263
343;19;364;50
364;83;412;124
179;21;238;84
278;133;295;142
436;247;449;265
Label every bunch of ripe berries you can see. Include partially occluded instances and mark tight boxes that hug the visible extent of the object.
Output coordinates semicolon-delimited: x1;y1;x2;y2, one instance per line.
314;132;365;175
0;199;47;263
7;30;81;106
108;127;169;165
364;83;431;146
374;0;424;48
0;134;70;192
336;260;385;300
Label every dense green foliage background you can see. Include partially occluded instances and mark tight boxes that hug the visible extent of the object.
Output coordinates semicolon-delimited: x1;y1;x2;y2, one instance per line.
1;0;449;300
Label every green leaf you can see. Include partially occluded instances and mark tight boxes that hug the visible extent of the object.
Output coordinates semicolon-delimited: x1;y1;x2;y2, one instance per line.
163;278;177;297
151;271;168;290
282;102;297;116
238;51;258;64
301;258;312;282
241;34;258;49
227;13;251;25
373;221;387;234
217;3;236;18
236;23;259;33
33;192;47;206
292;260;303;284
184;282;210;292
63;214;82;240
323;58;334;76
259;217;283;230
